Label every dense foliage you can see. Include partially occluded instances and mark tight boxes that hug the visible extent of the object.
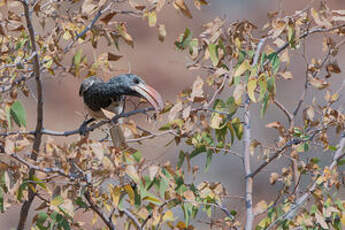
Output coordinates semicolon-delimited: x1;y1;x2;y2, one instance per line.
1;0;345;229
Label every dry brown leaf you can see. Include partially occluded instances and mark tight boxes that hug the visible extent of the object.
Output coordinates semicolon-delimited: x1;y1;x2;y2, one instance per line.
108;52;122;61
168;101;183;121
270;172;279;185
101;108;115;119
309;77;329;89
148;165;159;181
158;24;167;42
190;76;204;102
183;190;195;201
173;0;192;19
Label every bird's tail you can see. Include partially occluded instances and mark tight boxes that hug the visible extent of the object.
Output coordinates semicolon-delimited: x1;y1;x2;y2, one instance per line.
109;120;126;148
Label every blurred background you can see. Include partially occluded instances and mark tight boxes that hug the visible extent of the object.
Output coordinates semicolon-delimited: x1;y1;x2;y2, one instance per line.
2;0;345;229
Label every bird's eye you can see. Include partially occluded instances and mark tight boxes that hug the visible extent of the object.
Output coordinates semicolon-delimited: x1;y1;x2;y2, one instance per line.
133;78;140;84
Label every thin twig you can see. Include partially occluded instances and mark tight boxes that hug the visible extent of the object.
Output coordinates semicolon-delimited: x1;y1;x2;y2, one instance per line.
64;3;114;53
0;52;36;71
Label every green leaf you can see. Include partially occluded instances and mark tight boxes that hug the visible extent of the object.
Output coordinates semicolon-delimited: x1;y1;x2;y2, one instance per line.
231;117;243;140
74;197;88;210
159;176;169;199
268;52;280;73
205;150;212;172
35;212;49;227
177;151;185;169
32;175;47;190
267;76;276;96
190;145;206;158
132;151;142;162
260;93;269;117
175;28;192;50
17;180;28;201
0;189;3;213
208;43;219;66
183;202;193;226
73;49;82;66
10;101;26;127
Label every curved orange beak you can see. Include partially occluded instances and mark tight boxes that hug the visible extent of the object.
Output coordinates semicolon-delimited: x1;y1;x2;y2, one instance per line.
131;83;164;112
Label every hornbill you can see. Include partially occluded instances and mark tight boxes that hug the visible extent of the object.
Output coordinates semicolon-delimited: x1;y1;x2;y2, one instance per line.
79;74;163;147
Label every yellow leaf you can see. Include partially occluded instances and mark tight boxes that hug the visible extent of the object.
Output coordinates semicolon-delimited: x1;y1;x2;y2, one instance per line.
111;186;122;206
147;11;157;27
123;184;135;205
62;31;71;40
51;196;64;207
234;60;250;77
209;113;223;129
143;195;162;205
247;78;257;103
163;210;175;222
341;214;345;225
254;200;268;215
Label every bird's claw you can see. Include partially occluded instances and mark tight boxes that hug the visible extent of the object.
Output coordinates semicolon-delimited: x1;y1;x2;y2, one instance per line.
79;122;89;136
79;118;95;136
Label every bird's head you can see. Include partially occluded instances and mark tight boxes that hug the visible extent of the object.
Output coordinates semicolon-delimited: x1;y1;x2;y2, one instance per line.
79;76;103;96
108;74;164;112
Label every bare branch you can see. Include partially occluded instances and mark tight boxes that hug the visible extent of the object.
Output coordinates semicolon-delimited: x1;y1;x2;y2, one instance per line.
9;153;74;179
0;52;36;71
84;190;116;230
243;38;266;230
0;107;155;138
122;208;142;230
17;0;44;229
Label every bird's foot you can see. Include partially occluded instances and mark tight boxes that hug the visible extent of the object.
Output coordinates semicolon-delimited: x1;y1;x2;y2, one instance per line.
79;118;95;136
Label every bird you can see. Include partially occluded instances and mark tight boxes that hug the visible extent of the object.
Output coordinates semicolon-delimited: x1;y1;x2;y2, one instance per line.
79;74;164;147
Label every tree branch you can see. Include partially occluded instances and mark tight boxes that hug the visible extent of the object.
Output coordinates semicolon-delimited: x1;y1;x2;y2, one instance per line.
243;37;266;230
0;107;155;138
265;132;345;230
17;0;44;229
122;208;142;230
10;153;74;180
64;2;114;53
84;190;116;230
